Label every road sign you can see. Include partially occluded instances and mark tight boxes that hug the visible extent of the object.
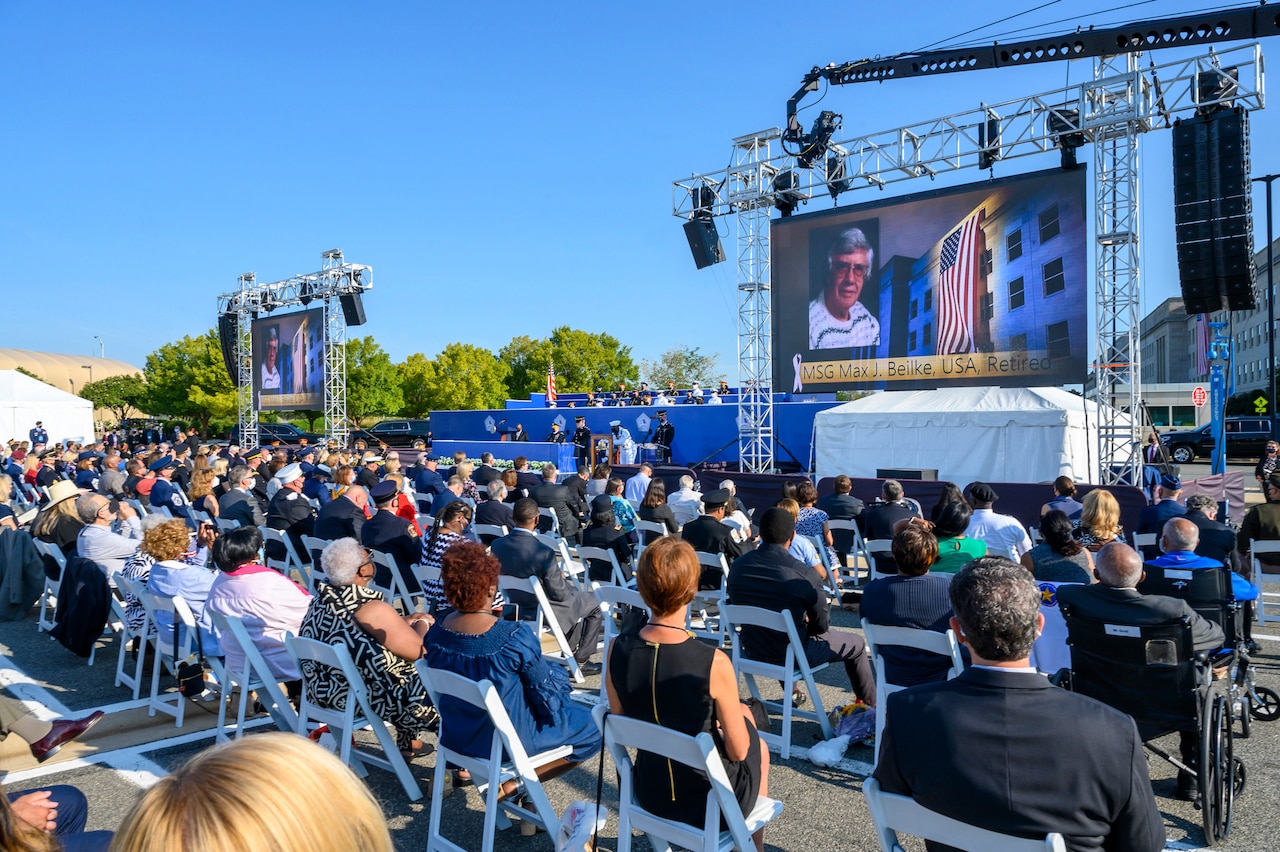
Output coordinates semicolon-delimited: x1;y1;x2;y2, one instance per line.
1256;395;1269;415
1192;386;1207;407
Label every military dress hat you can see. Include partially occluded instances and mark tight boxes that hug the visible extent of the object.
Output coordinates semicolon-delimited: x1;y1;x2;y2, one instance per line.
575;416;585;422
76;450;98;462
369;480;398;502
656;410;668;416
274;463;303;485
609;420;621;427
1160;474;1182;490
244;448;264;461
702;488;732;508
148;457;180;472
297;446;318;460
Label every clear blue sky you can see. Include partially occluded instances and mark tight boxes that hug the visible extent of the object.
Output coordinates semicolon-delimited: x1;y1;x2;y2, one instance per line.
2;1;1274;378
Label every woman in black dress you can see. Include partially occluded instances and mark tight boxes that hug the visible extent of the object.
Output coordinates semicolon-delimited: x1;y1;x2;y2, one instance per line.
606;537;769;851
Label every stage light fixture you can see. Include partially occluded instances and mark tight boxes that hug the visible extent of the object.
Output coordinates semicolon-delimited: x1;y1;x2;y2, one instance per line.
299;280;314;306
978;113;1001;170
772;170;805;217
826;151;854;201
1047;107;1085;169
1196;66;1239;115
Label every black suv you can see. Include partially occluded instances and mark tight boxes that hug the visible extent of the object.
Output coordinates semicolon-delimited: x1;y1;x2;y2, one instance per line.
362;419;432;448
1160;417;1273;463
229;422;325;447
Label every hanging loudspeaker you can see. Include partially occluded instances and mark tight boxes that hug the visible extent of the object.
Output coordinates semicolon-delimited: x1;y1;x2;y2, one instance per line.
339;293;367;326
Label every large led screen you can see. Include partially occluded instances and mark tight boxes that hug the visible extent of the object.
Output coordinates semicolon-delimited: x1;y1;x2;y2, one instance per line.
772;168;1088;392
252;308;326;410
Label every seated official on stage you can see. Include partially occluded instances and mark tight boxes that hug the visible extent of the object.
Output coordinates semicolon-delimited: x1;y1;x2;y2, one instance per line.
1058;541;1223;801
874;557;1165;852
727;508;875;706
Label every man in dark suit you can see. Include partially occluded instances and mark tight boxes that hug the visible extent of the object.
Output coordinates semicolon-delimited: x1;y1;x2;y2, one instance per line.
875;556;1166;851
412;457;447;512
726;508;875;703
218;465;265;528
681;489;749;589
475;481;516;542
511;423;529;442
1137;473;1186;559
314;485;368;542
528;464;580;542
472;453;501;488
266;464;317;563
817;474;864;566
361;481;420;590
1058;541;1223;801
491;498;602;673
564;464;590;524
859;479;920;573
1183;493;1240;572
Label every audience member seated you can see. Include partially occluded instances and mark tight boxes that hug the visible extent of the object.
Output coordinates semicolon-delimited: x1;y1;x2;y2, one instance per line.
313;485;368;542
605;477;637;537
719;480;754;544
793;481;836;566
963;482;1032;559
928;482;964;524
475;481;515;536
266;464;316;564
860;479;920;574
1137;474;1186;552
0;694;103;764
1073;488;1124;552
681;488;747;588
930;501;987;574
727;508;875;706
1022;509;1093;584
412;457;447;512
665;474;702;527
32;480;84;558
74;493;141;581
607;537;769;851
586;463;610;498
0;777;112;851
421;502;502;615
361;481;420;589
382;473;421;536
623;463;652;504
529;464;580;542
207;526;310;694
1183;493;1240;573
491;499;603;674
581;496;634;583
1058;542;1223;801
817;475;864;565
110;733;394;852
1148;517;1259;644
1237;472;1280;579
860;525;959;686
499;469;521;504
1041;475;1084;520
425;541;600;797
146;518;222;657
637;478;679;538
511;456;541;494
301;538;437;760
776;498;822;576
218;466;265;528
187;468;220;520
873;557;1166;851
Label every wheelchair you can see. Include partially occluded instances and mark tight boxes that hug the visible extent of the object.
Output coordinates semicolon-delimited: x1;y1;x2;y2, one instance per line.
1138;563;1280;736
1056;607;1243;846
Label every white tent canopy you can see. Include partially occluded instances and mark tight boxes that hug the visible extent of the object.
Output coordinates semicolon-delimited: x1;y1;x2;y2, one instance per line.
0;370;95;447
813;386;1131;485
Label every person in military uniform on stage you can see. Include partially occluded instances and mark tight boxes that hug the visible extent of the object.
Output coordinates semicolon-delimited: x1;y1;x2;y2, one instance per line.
362;479;422;591
266;463;316;564
546;423;566;443
572;415;591;470
650;409;675;465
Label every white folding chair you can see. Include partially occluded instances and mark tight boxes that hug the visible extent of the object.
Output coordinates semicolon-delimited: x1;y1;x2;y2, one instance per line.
417;513;435;533
368;548;420;615
863;777;1066;852
261;526;311;589
31;538;64;633
416;663;572;852
866;540;896;581
594;704;783;852
536;507;562;538
1249;540;1280;624
723;604;833;759
474;523;509;546
124;498;148;518
594;584;648;699
861;619;964;765
827;519;869;587
540;535;586;590
131;587;196;726
299;534;330;590
1131;532;1157;550
110;576;148;699
208;610;299;742
285;634;423;801
690;551;730;647
577;545;633;590
804;534;843;601
190;508;213;526
497;575;585;684
216;517;242;534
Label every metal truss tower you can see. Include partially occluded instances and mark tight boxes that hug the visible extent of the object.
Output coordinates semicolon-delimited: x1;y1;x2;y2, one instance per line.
321;250;351;448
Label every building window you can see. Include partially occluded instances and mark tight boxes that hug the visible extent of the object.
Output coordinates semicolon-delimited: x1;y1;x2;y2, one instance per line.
1043;257;1066;296
910;299;919;319
1046;320;1071;359
1171;406;1197;426
980;293;994;321
923;323;932;348
924;288;933;312
1007;228;1023;261
909;330;918;350
1010;333;1028;352
1149;407;1171;427
981;248;993;275
1009;276;1025;311
1039;204;1061;243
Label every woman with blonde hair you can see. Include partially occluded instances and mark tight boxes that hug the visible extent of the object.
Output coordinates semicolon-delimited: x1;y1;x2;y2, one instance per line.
332;465;355;499
187;469;219;520
454;461;479;502
109;733;393;852
31;482;84;557
1072;488;1123;552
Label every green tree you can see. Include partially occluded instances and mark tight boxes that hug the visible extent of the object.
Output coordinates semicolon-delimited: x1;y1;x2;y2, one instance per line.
79;374;148;425
640;344;724;389
346;336;404;425
14;366;45;383
143;331;237;433
398;352;439;418
498;335;551;400
499;327;637;398
420;343;510;411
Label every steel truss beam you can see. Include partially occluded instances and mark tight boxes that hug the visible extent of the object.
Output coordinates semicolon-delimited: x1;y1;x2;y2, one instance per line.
674;44;1264;482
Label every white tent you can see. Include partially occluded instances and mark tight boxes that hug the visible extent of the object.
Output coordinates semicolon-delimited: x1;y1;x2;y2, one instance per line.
0;370;95;447
813;386;1131;485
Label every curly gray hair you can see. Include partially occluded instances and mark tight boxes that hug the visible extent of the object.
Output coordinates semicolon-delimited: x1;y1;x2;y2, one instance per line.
321;537;367;586
949;557;1041;662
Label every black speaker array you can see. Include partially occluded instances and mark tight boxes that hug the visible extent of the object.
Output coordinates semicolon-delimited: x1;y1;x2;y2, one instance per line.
216;311;241;387
340;292;367;326
1173;107;1257;313
683;217;725;270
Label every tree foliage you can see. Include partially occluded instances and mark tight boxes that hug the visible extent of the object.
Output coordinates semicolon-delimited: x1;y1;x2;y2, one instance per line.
416;343;510;412
79;374;148;425
142;331;236;432
640;344;724;389
499;327;637;398
14;366;45;383
346;336;404;424
397;352;439;418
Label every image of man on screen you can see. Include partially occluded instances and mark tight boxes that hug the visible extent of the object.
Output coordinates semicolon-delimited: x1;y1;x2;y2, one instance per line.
261;325;281;392
809;227;880;350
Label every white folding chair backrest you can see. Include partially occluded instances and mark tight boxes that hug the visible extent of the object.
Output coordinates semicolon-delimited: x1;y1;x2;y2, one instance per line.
299;535;330;589
131;586;193;726
416;663;571;852
827;519;869;582
1250;539;1280;624
31;538;63;634
723;603;833;758
594;704;783;852
593;584;648;698
496;575;584;683
260;526;310;588
124;498;148;518
536;507;561;537
866;539;895;581
207;610;298;740
368;549;418;614
285;634;422;800
109;575;147;698
864;777;1066;852
577;545;631;589
1131;532;1157;549
474;523;509;544
688;550;731;646
216;517;241;533
861;619;964;763
804;534;842;599
635;519;669;542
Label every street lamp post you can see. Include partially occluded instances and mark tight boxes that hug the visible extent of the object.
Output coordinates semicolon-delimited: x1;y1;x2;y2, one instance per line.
1253;174;1278;440
81;365;93;385
93;336;104;358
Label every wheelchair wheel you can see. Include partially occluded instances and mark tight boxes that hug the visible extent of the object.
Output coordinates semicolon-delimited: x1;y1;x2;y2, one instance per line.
1250;686;1280;722
1200;690;1235;845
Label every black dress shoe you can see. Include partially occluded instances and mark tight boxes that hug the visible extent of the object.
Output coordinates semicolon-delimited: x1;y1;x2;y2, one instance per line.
1245;640;1262;656
29;711;105;763
1176;771;1199;802
577;661;603;676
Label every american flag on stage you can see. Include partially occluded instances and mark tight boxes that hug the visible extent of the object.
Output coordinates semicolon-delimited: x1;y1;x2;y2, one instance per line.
936;209;986;355
1195;313;1211;377
547;356;557;403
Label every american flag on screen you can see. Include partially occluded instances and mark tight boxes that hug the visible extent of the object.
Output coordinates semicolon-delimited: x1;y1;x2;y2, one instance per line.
1195;314;1211;377
936;209;986;355
547;356;557;403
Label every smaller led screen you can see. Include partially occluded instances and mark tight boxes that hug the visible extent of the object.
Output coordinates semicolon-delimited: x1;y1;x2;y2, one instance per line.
252;308;326;410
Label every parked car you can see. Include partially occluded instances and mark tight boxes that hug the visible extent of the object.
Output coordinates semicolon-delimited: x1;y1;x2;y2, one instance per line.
229;422;325;447
1159;417;1273;463
361;419;432;448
